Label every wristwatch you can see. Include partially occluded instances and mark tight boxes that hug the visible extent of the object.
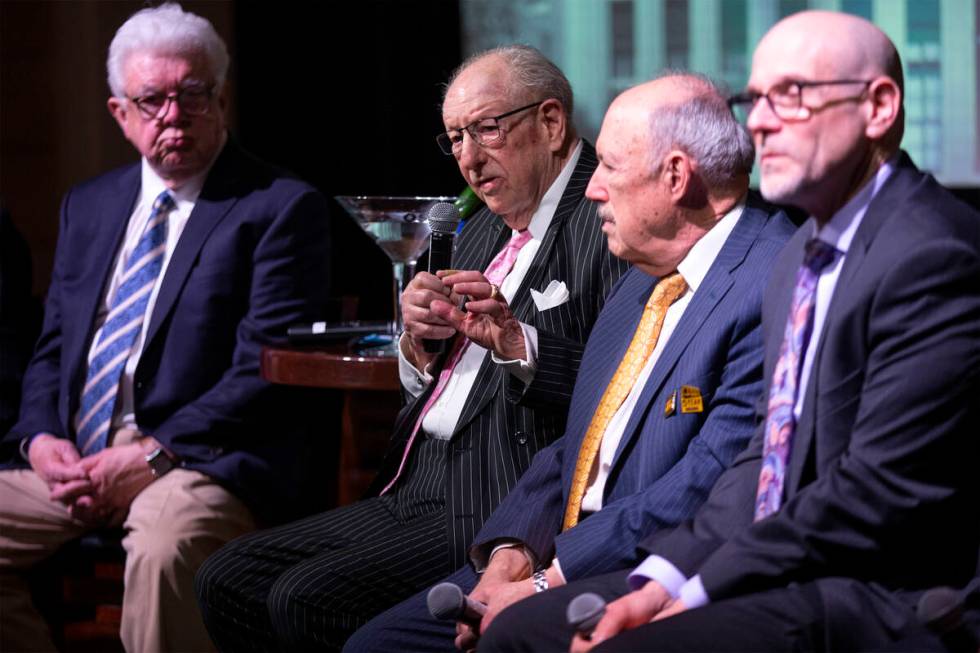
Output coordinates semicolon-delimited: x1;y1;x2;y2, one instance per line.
532;570;549;593
145;447;176;478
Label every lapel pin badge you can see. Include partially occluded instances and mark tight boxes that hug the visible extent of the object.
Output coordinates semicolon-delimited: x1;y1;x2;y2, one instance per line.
664;390;677;417
680;385;704;414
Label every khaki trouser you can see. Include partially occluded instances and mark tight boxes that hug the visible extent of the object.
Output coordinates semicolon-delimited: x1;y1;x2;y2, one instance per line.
0;462;255;653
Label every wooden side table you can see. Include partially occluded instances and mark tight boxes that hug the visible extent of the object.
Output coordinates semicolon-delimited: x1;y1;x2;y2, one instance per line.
261;345;401;505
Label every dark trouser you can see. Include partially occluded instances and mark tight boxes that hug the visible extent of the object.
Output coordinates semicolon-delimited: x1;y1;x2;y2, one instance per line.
343;564;480;653
479;570;632;653
196;438;452;652
481;576;924;653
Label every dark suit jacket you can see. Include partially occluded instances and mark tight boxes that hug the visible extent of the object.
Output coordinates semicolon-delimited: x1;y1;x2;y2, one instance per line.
1;139;332;525
643;152;980;603
369;141;631;569
471;197;796;581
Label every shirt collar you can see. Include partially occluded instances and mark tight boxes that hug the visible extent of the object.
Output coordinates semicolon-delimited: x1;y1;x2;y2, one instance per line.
676;195;746;293
520;138;583;241
812;154;897;254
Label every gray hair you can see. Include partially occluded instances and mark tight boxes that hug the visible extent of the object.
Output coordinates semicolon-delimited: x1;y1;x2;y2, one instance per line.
446;44;574;119
107;3;229;97
648;73;754;188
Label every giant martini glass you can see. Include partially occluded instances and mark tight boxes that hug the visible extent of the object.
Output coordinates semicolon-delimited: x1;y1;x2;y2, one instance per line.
336;195;456;356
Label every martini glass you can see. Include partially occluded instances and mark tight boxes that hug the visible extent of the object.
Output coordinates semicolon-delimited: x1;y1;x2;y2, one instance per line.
336;195;456;356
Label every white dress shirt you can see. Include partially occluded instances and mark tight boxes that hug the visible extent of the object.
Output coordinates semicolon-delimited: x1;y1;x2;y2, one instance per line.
578;200;744;512
398;140;583;440
631;158;897;608
73;139;225;441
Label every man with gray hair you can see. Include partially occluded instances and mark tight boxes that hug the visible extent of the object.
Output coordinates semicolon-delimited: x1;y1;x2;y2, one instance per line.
0;3;330;651
342;72;796;653
196;44;628;652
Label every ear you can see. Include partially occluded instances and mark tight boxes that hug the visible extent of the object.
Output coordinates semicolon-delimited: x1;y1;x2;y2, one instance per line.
864;76;901;141
659;150;691;201
107;96;129;132
538;98;568;151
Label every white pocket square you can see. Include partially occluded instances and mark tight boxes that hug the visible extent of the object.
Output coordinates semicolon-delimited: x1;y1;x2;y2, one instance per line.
531;280;569;311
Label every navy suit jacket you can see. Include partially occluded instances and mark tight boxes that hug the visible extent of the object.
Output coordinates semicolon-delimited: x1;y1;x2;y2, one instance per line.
472;195;796;581
643;153;980;603
1;139;332;525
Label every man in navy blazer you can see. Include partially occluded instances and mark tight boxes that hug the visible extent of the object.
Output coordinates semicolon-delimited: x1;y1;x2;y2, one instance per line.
483;11;980;653
0;5;330;652
343;74;795;653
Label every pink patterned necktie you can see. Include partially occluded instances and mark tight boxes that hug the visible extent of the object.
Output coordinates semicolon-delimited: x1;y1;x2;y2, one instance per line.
754;239;838;520
381;228;534;494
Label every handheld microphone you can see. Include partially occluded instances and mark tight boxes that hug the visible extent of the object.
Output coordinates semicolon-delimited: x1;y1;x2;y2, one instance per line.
423;202;462;354
427;582;487;626
566;592;606;639
917;586;977;652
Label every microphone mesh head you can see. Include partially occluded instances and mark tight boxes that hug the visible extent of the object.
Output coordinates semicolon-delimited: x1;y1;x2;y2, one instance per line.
427;202;461;234
566;592;606;632
427;582;465;620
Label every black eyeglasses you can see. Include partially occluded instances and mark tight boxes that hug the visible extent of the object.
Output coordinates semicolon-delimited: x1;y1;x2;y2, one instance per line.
436;101;544;155
727;79;872;123
127;84;215;120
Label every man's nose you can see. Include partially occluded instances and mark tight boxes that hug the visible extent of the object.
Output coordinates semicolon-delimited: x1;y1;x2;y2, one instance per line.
746;96;779;134
456;131;485;169
585;170;607;202
157;94;186;124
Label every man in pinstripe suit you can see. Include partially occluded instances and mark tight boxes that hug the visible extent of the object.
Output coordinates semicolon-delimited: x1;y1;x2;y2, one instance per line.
343;74;797;653
195;45;629;652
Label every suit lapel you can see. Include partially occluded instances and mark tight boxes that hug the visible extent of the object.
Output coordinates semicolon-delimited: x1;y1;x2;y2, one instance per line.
510;143;596;323
451;142;597;438
609;203;770;469
143;141;241;350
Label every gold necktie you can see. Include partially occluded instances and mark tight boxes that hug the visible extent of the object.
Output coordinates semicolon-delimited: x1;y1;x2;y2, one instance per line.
562;272;688;531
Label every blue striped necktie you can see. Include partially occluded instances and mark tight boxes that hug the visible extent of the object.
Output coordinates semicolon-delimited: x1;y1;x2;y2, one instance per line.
76;190;175;455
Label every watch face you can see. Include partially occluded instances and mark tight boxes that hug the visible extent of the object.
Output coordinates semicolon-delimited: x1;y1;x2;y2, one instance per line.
146;448;174;477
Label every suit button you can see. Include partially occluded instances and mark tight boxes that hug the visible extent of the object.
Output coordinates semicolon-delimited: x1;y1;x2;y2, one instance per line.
210;447;223;457
135;381;144;390
515;430;528;445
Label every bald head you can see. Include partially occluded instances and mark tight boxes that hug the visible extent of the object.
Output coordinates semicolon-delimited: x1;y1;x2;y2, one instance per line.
746;10;904;221
761;11;902;91
586;73;753;275
611;74;754;192
444;45;574;120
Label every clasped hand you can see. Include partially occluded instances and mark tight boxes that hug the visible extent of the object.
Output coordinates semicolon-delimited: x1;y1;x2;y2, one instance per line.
28;432;156;525
401;270;526;369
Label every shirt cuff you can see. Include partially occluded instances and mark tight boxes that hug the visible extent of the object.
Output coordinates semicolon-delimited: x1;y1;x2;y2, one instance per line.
19;436;35;462
490;323;538;386
678;574;709;609
398;333;434;398
473;540;538;573
628;555;688;598
551;556;567;584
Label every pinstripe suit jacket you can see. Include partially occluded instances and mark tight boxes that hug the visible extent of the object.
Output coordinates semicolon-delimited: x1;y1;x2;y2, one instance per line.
471;197;797;581
368;141;630;569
